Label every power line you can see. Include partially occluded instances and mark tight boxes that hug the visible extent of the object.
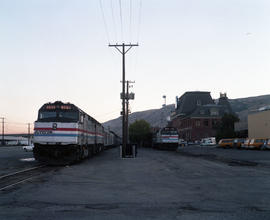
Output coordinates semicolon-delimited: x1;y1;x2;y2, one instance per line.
137;0;143;42
129;0;133;42
110;0;118;42
118;0;123;40
99;0;111;43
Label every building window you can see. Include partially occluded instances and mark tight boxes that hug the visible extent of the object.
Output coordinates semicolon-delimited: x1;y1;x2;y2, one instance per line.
195;120;201;127
197;100;202;106
200;110;205;115
204;120;209;127
212;120;218;128
210;108;218;116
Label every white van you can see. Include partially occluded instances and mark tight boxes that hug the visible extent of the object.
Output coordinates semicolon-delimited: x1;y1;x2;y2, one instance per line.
200;137;216;146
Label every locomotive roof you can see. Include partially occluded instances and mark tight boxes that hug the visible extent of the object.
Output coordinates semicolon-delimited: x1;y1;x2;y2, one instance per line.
40;101;102;126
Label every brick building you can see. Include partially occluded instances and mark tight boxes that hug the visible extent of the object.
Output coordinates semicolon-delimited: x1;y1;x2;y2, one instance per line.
170;91;233;141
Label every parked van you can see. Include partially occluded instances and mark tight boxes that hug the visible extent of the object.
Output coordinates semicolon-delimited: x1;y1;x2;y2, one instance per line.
249;138;266;150
218;139;234;148
241;139;251;149
262;139;270;150
234;138;246;148
201;137;216;146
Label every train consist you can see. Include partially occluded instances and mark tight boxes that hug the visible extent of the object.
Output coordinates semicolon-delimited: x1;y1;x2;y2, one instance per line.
33;101;120;164
153;127;179;150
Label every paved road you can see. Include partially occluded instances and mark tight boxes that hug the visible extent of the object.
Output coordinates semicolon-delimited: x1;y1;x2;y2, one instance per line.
0;146;41;176
1;147;270;219
177;145;270;167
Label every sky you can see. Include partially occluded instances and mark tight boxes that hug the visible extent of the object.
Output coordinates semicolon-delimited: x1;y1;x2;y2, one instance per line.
0;0;270;133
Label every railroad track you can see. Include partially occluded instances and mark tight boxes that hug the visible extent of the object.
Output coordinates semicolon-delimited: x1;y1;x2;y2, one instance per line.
0;165;54;191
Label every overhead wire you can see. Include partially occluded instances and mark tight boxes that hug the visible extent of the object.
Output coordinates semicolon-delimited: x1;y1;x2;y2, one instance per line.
110;0;118;42
137;0;143;43
118;0;123;41
97;0;142;93
99;0;111;44
129;0;133;42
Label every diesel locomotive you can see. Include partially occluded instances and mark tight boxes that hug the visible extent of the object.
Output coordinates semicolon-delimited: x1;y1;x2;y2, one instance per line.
33;101;119;164
153;127;179;150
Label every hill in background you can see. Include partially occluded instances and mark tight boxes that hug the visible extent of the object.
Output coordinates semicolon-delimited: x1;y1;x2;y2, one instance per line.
103;94;270;136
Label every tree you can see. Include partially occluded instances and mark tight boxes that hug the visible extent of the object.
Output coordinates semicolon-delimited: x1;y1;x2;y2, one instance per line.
129;120;152;147
216;113;240;141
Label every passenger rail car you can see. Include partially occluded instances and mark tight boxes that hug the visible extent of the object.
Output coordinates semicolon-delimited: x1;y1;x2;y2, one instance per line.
153;127;179;150
33;101;117;164
104;129;121;149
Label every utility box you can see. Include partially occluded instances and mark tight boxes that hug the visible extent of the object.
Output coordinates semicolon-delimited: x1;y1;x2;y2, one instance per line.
129;93;135;100
119;144;137;158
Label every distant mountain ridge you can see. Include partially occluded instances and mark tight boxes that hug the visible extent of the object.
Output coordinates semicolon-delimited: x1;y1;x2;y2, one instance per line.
103;94;270;136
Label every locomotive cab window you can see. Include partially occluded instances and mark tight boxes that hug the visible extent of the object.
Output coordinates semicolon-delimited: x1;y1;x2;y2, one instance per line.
59;111;78;120
39;111;57;119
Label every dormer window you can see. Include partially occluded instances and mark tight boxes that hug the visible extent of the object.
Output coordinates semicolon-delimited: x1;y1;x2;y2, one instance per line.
210;108;219;116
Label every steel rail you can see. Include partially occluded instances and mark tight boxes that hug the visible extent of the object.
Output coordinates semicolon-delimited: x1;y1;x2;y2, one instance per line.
0;165;46;180
0;176;36;191
0;165;48;191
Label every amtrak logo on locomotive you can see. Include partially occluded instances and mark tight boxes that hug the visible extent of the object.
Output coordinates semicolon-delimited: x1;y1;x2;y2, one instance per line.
52;123;57;130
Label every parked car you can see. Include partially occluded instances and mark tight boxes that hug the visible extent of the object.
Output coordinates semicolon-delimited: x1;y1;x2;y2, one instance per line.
262;139;270;150
200;137;216;146
233;138;246;148
22;144;34;152
241;139;251;149
178;139;187;147
249;138;266;150
218;139;234;148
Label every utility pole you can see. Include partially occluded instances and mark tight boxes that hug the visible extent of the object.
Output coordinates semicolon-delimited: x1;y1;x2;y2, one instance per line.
1;117;5;146
28;123;31;145
126;80;135;144
109;43;138;157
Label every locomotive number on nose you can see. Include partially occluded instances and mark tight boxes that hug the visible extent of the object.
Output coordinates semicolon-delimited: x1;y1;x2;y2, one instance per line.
35;130;52;135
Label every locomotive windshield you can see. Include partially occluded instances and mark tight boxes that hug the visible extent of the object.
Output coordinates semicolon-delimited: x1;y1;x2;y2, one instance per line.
38;110;79;122
37;103;79;122
40;112;57;119
161;127;178;135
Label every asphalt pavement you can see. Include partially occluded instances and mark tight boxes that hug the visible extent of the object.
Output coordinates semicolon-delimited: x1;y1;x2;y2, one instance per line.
1;146;270;219
0;146;41;176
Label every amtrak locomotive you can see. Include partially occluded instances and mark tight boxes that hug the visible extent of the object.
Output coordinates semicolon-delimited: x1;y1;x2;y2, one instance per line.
153;127;179;150
33;101;119;164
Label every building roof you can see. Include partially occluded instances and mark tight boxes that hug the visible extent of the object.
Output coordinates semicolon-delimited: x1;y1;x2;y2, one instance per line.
218;93;233;114
176;91;214;116
173;91;234;119
189;105;224;118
